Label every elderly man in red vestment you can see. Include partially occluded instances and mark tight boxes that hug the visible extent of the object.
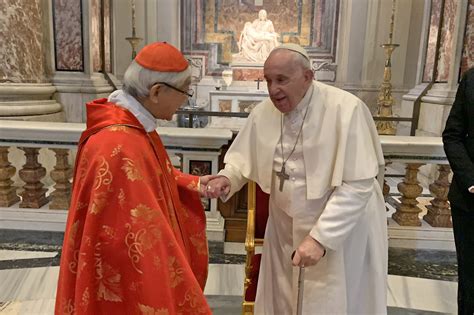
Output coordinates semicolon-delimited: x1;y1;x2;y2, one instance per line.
55;42;214;314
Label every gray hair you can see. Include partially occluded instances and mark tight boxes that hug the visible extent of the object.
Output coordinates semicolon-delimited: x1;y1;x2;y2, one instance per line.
122;60;191;99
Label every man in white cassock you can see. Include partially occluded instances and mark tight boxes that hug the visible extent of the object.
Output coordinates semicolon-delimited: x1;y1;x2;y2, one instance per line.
207;44;388;314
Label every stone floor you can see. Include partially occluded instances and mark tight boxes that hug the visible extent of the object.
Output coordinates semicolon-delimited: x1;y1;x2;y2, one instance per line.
0;228;460;314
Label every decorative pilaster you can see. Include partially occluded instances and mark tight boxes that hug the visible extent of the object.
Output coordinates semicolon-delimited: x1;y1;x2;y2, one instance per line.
0;147;20;207
18;148;48;208
49;149;72;210
423;164;452;227
392;163;423;226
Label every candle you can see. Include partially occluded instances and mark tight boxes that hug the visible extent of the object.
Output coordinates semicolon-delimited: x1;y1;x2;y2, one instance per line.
131;0;136;37
389;0;396;44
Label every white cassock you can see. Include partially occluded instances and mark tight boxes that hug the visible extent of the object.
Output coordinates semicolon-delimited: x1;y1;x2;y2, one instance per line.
219;81;388;314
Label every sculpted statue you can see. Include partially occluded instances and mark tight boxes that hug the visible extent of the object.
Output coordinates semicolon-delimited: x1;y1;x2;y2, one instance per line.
235;9;279;63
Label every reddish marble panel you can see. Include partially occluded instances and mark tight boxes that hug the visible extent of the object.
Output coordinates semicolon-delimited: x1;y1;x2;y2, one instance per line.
91;0;101;72
423;0;457;82
460;0;474;77
104;0;111;73
423;0;442;82
232;68;265;81
0;0;47;82
53;0;83;71
437;0;457;82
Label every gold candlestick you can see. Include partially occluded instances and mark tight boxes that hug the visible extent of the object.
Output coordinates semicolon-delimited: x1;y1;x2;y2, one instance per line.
376;0;399;135
125;0;143;59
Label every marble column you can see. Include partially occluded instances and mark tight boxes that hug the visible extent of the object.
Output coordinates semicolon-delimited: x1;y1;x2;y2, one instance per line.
400;0;472;137
52;0;114;123
0;0;64;122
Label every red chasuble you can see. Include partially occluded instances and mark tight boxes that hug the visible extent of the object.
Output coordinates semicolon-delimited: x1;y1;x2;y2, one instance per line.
55;99;211;314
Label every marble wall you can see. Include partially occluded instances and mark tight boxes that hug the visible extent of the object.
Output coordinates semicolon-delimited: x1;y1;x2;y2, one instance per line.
461;0;474;77
90;0;111;72
422;0;457;83
92;0;101;72
181;0;339;73
53;0;83;71
104;0;111;73
0;0;49;83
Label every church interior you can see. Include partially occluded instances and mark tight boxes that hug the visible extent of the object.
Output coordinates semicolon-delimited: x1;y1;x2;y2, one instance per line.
0;0;473;313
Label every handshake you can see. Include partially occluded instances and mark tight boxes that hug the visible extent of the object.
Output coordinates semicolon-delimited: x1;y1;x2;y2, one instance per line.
199;175;231;199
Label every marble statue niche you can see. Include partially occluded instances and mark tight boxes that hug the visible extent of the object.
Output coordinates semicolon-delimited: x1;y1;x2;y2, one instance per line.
233;9;280;63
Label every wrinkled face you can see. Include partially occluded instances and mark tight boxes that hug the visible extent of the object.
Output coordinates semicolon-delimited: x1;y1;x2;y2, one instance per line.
263;50;313;113
144;78;191;120
258;10;267;20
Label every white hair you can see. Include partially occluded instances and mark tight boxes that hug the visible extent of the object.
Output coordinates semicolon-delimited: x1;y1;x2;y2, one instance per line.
122;60;191;99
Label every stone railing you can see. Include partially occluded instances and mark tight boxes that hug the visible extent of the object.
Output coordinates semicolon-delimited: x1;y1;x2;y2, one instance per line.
0;120;233;241
0;121;453;247
380;135;451;228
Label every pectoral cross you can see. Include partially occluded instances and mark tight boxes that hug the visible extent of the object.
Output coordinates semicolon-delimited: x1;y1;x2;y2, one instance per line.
276;165;290;191
254;78;262;90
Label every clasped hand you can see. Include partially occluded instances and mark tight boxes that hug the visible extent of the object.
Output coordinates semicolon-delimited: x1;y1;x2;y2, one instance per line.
199;175;231;199
292;235;326;267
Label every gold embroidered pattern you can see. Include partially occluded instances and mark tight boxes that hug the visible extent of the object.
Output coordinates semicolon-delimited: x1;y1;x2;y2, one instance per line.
78;258;87;277
62;298;75;315
111;144;122;157
168;256;184;288
102;225;116;239
130;204;159;223
76;155;90;185
68;220;80;249
153;256;161;269
121;158;143;181
81;287;90;310
178;288;208;313
96;264;123;302
138;303;169;315
75;201;88;212
125;223;145;274
129;281;140;291
108;125;129;132
90;192;108;215
94;243;123;302
190;232;208;255
166;159;172;174
186;179;199;191
93;156;113;190
118;188;125;208
68;249;79;274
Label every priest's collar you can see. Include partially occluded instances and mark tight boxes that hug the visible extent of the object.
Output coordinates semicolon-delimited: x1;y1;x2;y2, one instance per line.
108;89;157;132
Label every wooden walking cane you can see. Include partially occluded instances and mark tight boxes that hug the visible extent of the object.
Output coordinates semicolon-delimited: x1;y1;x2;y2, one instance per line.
292;251;305;315
296;265;305;315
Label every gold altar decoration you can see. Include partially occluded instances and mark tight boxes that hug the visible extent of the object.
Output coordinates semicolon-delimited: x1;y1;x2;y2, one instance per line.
376;0;399;135
125;0;143;60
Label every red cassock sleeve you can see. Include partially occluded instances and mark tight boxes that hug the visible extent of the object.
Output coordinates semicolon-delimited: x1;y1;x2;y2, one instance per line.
55;126;211;315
